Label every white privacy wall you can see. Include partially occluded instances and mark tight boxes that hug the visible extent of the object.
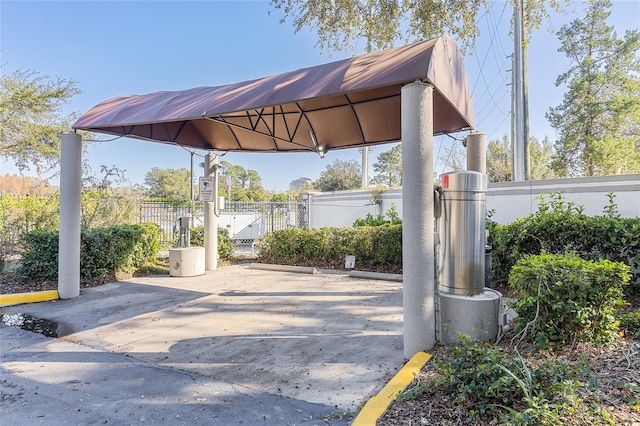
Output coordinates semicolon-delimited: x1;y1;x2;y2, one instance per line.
307;174;639;228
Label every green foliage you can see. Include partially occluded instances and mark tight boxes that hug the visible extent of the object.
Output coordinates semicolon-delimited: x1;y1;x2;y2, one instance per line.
489;192;640;291
271;0;563;55
0;68;81;174
219;160;271;201
403;336;613;424
353;203;401;227
619;310;640;340
17;230;59;282
509;252;630;349
487;135;512;182
258;225;402;271
18;223;160;282
189;226;234;261
270;193;289;202
370;144;402;188
144;167;193;204
315;159;361;192
0;193;60;270
547;0;640;177
81;165;139;229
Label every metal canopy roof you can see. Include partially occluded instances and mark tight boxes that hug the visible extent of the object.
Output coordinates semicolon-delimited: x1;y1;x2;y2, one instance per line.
74;36;474;154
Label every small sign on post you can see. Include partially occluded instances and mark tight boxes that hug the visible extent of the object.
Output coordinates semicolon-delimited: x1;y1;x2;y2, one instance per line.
199;177;215;202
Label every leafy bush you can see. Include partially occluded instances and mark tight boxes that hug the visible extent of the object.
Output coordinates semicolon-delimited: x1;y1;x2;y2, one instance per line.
354;203;402;227
509;252;630;349
489;192;640;291
1;194;60;270
258;225;402;271
402;336;611;424
18;230;59;282
620;310;640;340
189;226;234;261
18;223;160;282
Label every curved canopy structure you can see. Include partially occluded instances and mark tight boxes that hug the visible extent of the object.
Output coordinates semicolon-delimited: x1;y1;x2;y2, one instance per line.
74;36;473;154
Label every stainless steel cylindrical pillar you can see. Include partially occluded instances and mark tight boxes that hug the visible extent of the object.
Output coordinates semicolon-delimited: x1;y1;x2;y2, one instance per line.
438;171;487;296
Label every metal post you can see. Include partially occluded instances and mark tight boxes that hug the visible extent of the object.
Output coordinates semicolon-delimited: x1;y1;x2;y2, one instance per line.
58;132;82;299
402;82;436;357
204;153;218;270
361;146;369;189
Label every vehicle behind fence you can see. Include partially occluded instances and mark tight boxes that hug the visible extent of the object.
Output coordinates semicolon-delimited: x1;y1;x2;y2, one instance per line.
136;200;308;251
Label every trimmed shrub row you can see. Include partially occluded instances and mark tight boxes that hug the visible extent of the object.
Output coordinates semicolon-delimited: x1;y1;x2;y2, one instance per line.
258;225;402;272
488;193;640;291
19;223;160;282
509;252;630;348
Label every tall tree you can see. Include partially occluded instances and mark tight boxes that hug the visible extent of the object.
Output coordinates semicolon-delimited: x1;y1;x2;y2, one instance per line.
370;144;402;188
315;159;361;191
546;0;640;176
218;161;270;201
144;167;192;202
270;0;564;54
486;136;512;182
529;136;556;180
0;68;81;174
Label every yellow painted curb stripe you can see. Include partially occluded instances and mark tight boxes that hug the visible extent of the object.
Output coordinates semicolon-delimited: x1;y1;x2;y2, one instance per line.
0;290;59;306
352;351;431;426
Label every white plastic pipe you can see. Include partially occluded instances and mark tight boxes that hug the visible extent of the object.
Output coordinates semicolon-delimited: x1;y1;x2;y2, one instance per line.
401;82;436;357
58;132;82;299
204;153;218;270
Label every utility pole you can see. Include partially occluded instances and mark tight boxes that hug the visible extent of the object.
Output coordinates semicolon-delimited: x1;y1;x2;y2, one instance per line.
508;54;515;181
523;43;531;180
513;0;526;181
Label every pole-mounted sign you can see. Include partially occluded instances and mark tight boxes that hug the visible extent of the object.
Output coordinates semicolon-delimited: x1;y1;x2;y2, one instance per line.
199;177;215;202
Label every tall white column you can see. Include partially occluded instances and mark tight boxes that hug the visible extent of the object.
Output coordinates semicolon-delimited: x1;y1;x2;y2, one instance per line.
401;82;436;358
204;153;218;270
466;132;487;174
58;132;82;299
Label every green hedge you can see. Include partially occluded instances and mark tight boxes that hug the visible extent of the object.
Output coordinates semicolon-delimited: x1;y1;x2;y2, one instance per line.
257;225;402;271
509;252;630;348
189;227;234;261
489;193;640;291
19;223;160;282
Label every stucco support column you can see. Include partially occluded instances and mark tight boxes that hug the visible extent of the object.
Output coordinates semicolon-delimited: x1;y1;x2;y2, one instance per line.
204;153;218;270
58;132;82;299
466;131;487;174
401;82;436;358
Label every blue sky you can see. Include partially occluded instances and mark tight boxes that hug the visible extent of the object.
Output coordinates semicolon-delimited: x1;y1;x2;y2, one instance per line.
1;0;638;192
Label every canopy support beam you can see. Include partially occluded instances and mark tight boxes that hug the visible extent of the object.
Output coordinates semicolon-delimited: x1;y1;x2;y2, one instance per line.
402;82;436;357
204;152;219;271
58;132;82;299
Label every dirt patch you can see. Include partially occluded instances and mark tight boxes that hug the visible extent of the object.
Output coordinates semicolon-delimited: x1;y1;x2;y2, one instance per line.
378;336;640;425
